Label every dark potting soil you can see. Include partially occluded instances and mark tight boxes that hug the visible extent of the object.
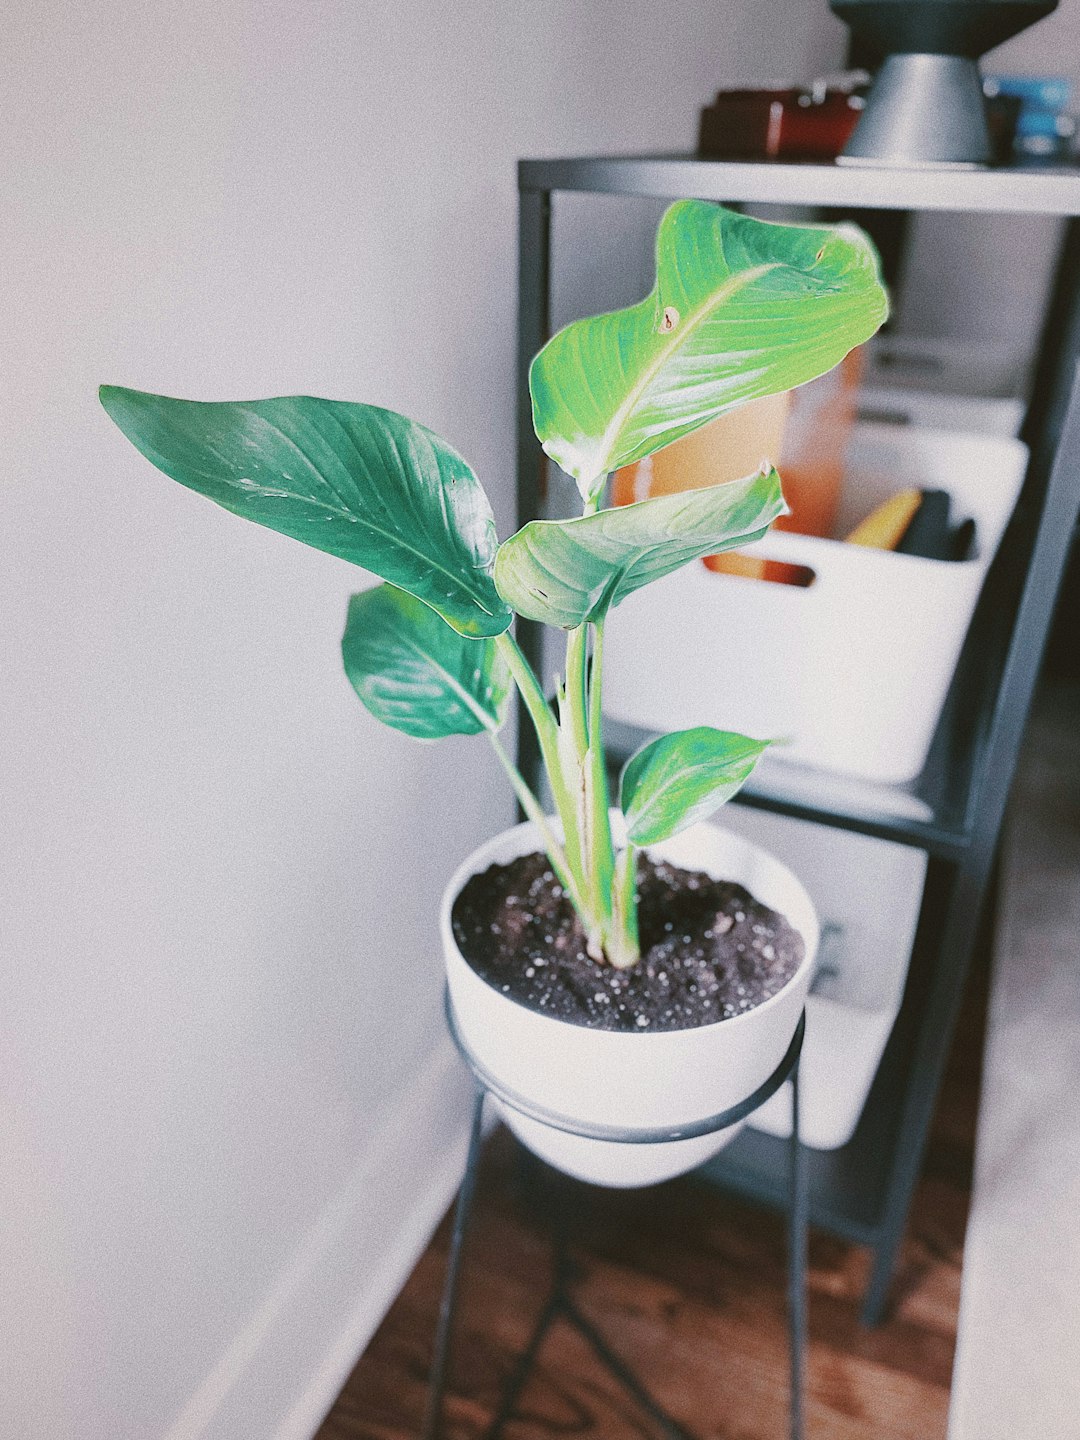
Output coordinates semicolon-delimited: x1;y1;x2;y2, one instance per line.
451;851;804;1033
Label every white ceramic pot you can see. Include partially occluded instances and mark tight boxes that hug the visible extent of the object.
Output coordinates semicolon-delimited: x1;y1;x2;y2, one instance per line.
441;816;818;1188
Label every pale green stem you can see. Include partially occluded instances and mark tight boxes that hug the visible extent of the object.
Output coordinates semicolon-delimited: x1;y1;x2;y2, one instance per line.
491;482;630;963
563;483;601;739
609;842;640;970
552;487;615;955
495;629;584;889
564;624;590;757
588;615;608;788
488;731;583;913
495;631;558;757
586;614;617;942
561;620;599;946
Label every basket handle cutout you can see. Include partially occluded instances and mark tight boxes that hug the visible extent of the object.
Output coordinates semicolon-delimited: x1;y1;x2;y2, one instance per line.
702;553;816;588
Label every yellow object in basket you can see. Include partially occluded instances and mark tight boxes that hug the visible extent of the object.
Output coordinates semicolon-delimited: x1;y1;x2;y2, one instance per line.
845;488;922;550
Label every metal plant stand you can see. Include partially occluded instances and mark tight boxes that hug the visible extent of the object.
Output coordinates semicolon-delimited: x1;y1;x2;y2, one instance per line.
423;996;809;1440
515;155;1080;1324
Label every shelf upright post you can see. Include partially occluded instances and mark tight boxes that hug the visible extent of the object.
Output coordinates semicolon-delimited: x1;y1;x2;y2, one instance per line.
515;182;552;800
860;185;1080;1314
862;364;1080;1322
1022;218;1080;476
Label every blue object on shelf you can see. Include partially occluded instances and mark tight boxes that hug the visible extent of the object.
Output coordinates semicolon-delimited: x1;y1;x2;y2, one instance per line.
984;72;1076;159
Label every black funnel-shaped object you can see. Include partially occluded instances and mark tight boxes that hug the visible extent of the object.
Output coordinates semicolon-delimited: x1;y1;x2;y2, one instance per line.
831;0;1059;165
833;0;1056;57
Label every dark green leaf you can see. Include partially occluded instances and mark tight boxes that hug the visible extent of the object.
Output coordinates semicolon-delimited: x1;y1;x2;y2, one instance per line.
342;584;510;739
494;466;785;628
530;199;888;499
621;727;770;846
99;387;511;638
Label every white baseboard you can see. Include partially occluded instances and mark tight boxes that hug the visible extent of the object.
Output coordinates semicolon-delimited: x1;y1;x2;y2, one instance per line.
163;1036;477;1440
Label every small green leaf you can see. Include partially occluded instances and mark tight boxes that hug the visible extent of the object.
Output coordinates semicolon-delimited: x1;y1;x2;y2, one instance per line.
342;584;510;740
99;387;512;638
494;466;785;628
530;199;888;499
621;727;770;846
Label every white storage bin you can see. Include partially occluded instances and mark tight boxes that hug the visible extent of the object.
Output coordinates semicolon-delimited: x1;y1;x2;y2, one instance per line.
604;424;1028;785
858;385;1025;438
714;806;926;1151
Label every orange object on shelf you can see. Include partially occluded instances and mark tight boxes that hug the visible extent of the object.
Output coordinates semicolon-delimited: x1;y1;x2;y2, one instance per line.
613;349;865;580
612;391;792;507
775;348;863;539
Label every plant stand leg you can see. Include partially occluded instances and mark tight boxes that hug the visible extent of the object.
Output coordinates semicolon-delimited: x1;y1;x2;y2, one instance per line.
484;1146;697;1440
788;1060;807;1440
543;1155;698;1440
483;1160;568;1440
559;1294;696;1440
422;1087;487;1440
482;1285;563;1440
438;1003;808;1439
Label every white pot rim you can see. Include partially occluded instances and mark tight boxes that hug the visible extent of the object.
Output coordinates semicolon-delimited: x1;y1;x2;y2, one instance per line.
440;814;818;1042
443;986;808;1143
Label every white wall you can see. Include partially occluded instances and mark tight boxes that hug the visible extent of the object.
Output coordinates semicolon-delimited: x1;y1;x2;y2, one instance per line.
0;5;841;1437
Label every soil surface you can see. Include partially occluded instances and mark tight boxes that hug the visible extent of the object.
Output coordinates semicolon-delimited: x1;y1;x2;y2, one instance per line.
451;851;804;1033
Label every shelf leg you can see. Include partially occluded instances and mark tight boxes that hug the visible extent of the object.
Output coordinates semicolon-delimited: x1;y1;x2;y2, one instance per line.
864;369;1080;1325
1022;217;1080;483
789;1061;807;1440
861;861;989;1326
422;1088;486;1440
515;184;552;800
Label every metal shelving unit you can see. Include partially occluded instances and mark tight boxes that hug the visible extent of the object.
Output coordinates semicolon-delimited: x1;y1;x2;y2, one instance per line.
515;154;1080;1325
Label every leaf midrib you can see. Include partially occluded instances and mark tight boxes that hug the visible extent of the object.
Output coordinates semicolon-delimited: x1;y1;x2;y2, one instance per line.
589;261;779;487
627;750;760;836
394;629;500;733
512;478;779;620
214;406;507;626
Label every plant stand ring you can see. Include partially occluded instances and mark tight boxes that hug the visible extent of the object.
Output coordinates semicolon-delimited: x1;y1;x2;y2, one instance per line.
422;991;809;1440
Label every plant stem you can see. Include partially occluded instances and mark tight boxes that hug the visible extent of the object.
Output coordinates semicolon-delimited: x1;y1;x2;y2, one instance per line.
488;732;583;913
493;482;631;966
495;630;558;756
589;617;639;966
561;619;605;953
495;629;584;886
610;842;640;969
585;614;617;950
564;624;590;756
588;615;608;799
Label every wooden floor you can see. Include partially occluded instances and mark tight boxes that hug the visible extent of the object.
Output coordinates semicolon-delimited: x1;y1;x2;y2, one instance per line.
318;958;988;1440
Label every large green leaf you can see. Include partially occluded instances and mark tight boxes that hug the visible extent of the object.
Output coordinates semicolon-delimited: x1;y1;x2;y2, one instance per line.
342;584;510;739
494;465;785;628
621;727;770;847
99;387;511;638
530;199;888;499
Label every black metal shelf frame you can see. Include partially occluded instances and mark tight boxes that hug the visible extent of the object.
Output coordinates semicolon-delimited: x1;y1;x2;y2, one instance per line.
515;154;1080;1325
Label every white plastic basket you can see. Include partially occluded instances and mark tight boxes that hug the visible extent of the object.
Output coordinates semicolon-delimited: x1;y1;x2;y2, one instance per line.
604;424;1028;785
713;805;925;1151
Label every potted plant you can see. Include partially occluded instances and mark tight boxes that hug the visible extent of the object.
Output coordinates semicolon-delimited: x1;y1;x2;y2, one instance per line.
100;199;887;1188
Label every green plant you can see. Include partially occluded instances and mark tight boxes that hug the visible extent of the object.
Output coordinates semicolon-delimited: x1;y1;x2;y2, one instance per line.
101;200;887;969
